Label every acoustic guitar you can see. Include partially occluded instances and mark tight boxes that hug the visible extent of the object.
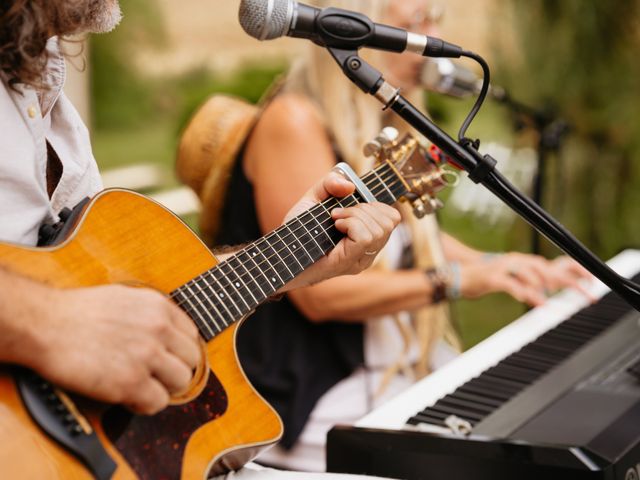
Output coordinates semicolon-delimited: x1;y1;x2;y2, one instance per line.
0;133;455;479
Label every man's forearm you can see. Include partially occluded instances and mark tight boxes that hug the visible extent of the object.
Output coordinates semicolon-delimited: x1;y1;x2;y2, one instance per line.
0;267;48;368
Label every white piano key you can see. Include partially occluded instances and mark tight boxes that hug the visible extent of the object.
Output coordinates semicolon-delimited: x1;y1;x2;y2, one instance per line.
356;249;640;430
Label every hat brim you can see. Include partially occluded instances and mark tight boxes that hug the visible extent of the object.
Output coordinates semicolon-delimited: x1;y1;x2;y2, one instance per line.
177;95;259;245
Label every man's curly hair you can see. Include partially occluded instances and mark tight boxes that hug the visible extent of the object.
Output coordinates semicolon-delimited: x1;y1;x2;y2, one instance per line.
0;0;90;90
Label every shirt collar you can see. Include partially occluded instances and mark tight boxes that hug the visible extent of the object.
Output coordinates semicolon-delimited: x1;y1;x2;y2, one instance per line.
38;36;66;117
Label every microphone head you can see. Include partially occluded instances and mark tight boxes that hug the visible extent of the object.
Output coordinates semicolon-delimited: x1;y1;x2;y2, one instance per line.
239;0;294;41
421;58;479;99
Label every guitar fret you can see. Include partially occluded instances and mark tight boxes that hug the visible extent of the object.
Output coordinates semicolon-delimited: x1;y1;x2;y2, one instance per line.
315;203;344;248
280;224;314;268
305;207;336;252
260;236;294;284
170;155;415;342
178;288;212;337
371;168;397;203
216;262;253;313
237;249;273;300
195;276;233;327
226;255;265;306
271;229;304;276
206;270;243;319
381;164;408;199
186;283;223;334
191;279;225;332
290;213;325;259
212;268;249;317
172;290;213;340
246;243;279;296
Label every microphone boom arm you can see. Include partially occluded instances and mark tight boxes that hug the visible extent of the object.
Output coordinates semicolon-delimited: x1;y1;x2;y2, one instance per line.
326;46;640;311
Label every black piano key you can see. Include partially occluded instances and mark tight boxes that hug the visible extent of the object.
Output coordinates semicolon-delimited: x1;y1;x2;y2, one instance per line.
521;343;572;358
408;411;450;426
551;326;596;342
449;390;504;409
482;370;532;387
466;378;521;396
573;313;615;328
482;374;529;389
458;384;512;402
403;281;639;432
542;330;589;345
487;364;541;383
428;405;483;422
502;357;549;374
437;396;495;415
559;319;602;333
506;353;556;371
509;351;558;368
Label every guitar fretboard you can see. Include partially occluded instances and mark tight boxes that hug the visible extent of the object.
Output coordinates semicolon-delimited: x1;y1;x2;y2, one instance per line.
170;162;407;341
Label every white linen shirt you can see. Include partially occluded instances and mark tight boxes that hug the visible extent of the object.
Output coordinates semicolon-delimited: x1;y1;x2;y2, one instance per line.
0;37;102;246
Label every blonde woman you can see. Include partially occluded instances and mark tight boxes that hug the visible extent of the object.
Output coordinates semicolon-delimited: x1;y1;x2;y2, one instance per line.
213;0;591;472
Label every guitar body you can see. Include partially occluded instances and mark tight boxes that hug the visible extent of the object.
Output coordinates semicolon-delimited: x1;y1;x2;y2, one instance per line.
0;190;282;479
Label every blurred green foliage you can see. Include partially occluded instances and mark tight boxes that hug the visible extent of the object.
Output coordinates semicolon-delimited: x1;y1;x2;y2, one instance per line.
493;0;640;259
91;0;284;167
90;0;640;349
91;0;167;130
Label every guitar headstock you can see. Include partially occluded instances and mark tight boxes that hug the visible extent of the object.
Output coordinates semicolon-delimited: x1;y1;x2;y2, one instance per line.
364;128;459;218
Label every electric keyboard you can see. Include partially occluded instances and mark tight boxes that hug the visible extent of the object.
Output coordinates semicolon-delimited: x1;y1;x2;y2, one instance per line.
327;250;640;480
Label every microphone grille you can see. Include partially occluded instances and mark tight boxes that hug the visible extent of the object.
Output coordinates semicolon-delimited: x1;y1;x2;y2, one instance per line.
239;0;293;41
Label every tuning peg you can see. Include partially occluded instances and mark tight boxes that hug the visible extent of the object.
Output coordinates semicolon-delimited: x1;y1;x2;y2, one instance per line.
427;196;445;212
412;200;428;219
363;127;401;157
379;127;399;144
363;140;382;158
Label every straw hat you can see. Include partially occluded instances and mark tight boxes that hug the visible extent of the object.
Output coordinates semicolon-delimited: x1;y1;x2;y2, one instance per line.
177;95;260;245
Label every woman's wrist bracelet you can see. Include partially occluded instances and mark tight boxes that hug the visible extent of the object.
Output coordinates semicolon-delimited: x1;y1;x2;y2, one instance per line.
446;262;462;300
424;267;448;304
482;252;504;262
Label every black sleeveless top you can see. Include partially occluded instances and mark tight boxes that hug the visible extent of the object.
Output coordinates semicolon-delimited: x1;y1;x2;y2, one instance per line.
215;151;365;449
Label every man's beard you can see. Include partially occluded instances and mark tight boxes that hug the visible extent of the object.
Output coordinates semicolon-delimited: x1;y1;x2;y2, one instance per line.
66;0;123;35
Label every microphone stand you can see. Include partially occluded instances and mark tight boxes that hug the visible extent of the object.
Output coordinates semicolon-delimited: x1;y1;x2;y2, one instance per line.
326;46;640;311
496;93;572;255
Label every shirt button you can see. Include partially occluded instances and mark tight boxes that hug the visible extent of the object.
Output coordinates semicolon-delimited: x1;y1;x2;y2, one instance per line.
27;105;38;118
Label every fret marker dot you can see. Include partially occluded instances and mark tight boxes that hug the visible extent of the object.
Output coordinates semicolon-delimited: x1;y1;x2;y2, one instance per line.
235;282;241;288
252;252;257;257
314;230;319;234
272;277;277;283
219;293;225;298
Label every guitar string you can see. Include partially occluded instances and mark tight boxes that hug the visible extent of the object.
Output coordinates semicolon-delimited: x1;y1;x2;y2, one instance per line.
171;164;404;305
170;166;406;324
171;166;407;328
172;181;405;335
170;166;405;321
172;165;404;306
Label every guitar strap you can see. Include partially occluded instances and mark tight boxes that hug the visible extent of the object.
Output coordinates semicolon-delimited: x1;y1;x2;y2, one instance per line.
37;197;90;247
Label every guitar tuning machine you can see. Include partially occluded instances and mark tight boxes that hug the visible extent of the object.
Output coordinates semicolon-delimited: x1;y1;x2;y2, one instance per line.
411;195;445;219
363;127;400;158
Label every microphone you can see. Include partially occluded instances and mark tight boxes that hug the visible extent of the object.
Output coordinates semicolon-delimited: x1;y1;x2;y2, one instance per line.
421;58;507;101
238;0;463;58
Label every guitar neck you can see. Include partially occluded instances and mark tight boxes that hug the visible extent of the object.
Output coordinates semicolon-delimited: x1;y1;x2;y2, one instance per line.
170;162;408;341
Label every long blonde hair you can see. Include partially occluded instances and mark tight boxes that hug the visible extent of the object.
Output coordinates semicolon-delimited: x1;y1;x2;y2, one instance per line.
285;0;462;387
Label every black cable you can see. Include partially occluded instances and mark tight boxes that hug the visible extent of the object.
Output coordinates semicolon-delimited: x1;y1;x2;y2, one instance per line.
458;51;491;142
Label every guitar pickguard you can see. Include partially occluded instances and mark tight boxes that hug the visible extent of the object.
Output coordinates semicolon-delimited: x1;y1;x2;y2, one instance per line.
102;371;228;480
